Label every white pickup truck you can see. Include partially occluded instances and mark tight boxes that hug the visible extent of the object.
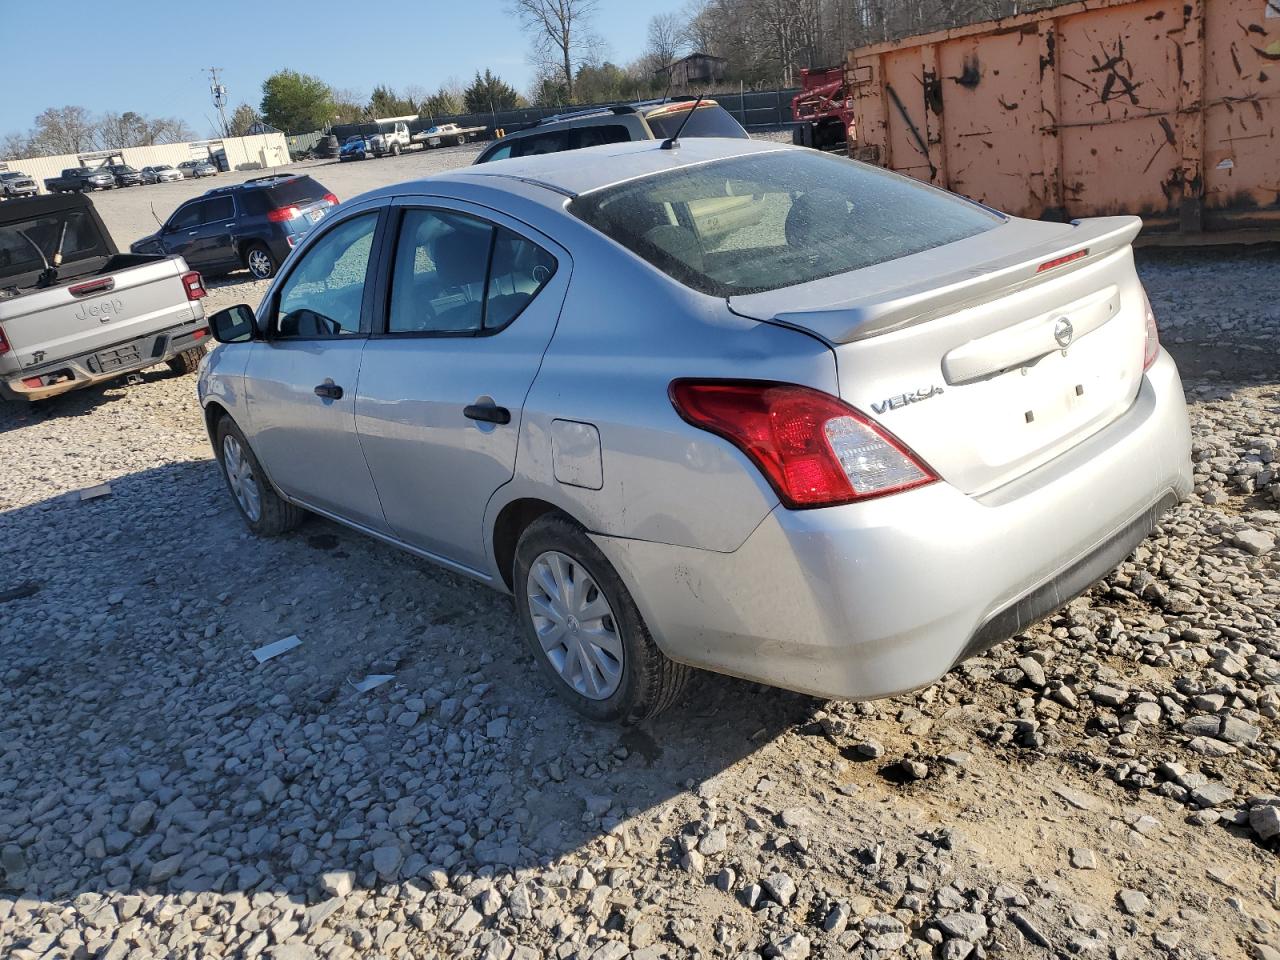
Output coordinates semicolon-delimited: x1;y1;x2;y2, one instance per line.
0;194;209;402
369;121;411;157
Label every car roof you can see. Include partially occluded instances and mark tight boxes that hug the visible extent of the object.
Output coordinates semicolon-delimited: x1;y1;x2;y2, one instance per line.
432;137;789;200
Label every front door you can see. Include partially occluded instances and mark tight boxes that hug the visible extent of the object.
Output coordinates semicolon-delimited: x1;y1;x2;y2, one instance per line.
243;207;389;530
355;201;570;571
186;194;238;272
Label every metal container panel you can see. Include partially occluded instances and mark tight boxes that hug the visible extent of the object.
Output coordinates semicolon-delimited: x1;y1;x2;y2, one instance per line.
847;0;1280;238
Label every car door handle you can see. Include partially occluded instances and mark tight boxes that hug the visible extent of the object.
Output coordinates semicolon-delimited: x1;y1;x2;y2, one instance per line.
314;382;344;400
463;403;510;424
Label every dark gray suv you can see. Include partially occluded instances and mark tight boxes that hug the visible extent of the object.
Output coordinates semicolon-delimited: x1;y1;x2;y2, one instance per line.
473;97;748;164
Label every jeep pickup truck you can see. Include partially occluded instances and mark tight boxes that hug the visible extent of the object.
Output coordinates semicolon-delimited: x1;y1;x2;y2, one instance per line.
0;192;209;402
44;167;116;193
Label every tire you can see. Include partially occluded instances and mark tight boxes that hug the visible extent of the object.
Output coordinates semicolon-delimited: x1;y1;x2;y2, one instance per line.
166;345;206;376
390;142;401;156
214;415;304;536
245;242;277;280
455;135;465;147
513;514;690;724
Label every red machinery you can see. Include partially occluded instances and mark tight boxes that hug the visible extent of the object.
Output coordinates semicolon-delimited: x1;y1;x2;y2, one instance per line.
791;66;854;150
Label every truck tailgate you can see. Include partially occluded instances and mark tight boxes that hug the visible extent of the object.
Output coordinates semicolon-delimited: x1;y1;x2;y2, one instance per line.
0;258;199;370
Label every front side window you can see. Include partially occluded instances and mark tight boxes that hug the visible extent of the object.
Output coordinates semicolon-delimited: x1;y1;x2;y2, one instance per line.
274;213;378;338
570;150;1002;297
168;202;203;231
387;209;557;335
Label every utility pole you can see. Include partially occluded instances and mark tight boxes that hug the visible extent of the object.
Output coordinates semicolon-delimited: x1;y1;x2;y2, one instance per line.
207;67;230;137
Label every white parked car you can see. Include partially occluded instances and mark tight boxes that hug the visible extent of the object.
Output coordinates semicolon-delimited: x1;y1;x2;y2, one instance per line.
141;165;183;184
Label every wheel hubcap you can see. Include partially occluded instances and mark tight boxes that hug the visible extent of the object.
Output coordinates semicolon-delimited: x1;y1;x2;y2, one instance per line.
249;250;271;276
221;435;262;522
527;551;623;700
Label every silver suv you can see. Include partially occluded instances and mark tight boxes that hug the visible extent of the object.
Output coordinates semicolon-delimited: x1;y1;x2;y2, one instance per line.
200;138;1192;723
473;98;748;164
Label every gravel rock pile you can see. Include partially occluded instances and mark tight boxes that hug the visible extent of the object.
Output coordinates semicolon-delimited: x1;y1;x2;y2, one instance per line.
0;251;1276;960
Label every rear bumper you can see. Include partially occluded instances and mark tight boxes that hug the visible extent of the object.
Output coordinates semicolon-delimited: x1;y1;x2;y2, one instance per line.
0;319;208;402
592;349;1193;700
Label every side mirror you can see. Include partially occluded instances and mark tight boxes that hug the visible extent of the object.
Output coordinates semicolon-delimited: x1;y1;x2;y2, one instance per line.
208;304;257;344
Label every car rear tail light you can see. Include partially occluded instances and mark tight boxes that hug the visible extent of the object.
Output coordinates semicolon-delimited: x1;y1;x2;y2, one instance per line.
193;328;207;341
1036;249;1089;273
267;206;301;222
669;380;937;508
1142;288;1159;371
181;271;207;300
323;192;339;206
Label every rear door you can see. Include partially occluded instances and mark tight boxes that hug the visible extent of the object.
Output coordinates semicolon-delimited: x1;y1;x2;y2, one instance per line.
242;205;389;528
355;199;569;571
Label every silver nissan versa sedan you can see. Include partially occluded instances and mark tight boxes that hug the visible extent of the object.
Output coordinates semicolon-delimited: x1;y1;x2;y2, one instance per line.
199;137;1193;723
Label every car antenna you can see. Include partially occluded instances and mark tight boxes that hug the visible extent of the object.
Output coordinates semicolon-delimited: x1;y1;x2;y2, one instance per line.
150;202;163;228
660;94;705;151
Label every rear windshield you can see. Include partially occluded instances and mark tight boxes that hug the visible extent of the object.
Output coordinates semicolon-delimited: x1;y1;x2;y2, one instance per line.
0;208;110;286
645;105;747;140
265;176;328;206
569;150;1002;296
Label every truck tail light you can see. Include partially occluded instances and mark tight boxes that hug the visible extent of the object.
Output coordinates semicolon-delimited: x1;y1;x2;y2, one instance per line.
0;326;10;356
669;380;937;509
181;271;207;300
1142;289;1159;371
323;193;339;206
267;206;301;222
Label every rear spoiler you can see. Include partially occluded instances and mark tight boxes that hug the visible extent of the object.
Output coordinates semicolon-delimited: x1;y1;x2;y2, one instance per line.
737;216;1141;345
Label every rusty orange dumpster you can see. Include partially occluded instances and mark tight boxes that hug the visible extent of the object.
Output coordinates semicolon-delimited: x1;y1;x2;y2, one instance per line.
847;0;1280;240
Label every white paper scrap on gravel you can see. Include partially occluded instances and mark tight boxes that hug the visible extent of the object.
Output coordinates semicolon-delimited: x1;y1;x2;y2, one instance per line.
349;674;395;693
252;635;301;663
79;483;113;501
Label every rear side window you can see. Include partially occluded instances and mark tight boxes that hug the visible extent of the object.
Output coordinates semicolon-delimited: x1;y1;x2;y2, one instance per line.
511;131;569;158
387;209;557;335
572;125;630;149
569;150;1001;297
204;196;234;221
645;105;747;140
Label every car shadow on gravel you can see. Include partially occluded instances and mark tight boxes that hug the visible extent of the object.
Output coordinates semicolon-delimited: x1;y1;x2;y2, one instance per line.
0;368;178;434
0;459;815;906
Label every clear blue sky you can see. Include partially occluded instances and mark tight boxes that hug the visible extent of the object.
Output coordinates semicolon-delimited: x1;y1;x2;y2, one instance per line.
1;0;669;137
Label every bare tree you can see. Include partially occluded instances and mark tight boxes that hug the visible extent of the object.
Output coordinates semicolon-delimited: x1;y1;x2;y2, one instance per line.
509;0;599;102
31;106;98;154
648;12;684;67
1;131;32;160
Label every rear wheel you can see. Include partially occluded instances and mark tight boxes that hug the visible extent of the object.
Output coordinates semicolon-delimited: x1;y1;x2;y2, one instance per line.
390;142;401;156
454;134;465;146
214;416;304;536
166;345;206;376
513;514;690;723
245;242;277;280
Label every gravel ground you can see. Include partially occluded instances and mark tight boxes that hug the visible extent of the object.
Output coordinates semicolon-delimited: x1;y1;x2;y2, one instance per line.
1;147;1277;960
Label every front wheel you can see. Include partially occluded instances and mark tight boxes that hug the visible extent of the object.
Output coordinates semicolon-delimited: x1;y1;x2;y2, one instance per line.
513;515;691;723
390;142;401;156
245;242;277;280
214;416;304;536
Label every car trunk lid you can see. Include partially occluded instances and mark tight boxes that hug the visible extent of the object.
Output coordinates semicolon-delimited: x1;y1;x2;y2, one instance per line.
728;216;1150;496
